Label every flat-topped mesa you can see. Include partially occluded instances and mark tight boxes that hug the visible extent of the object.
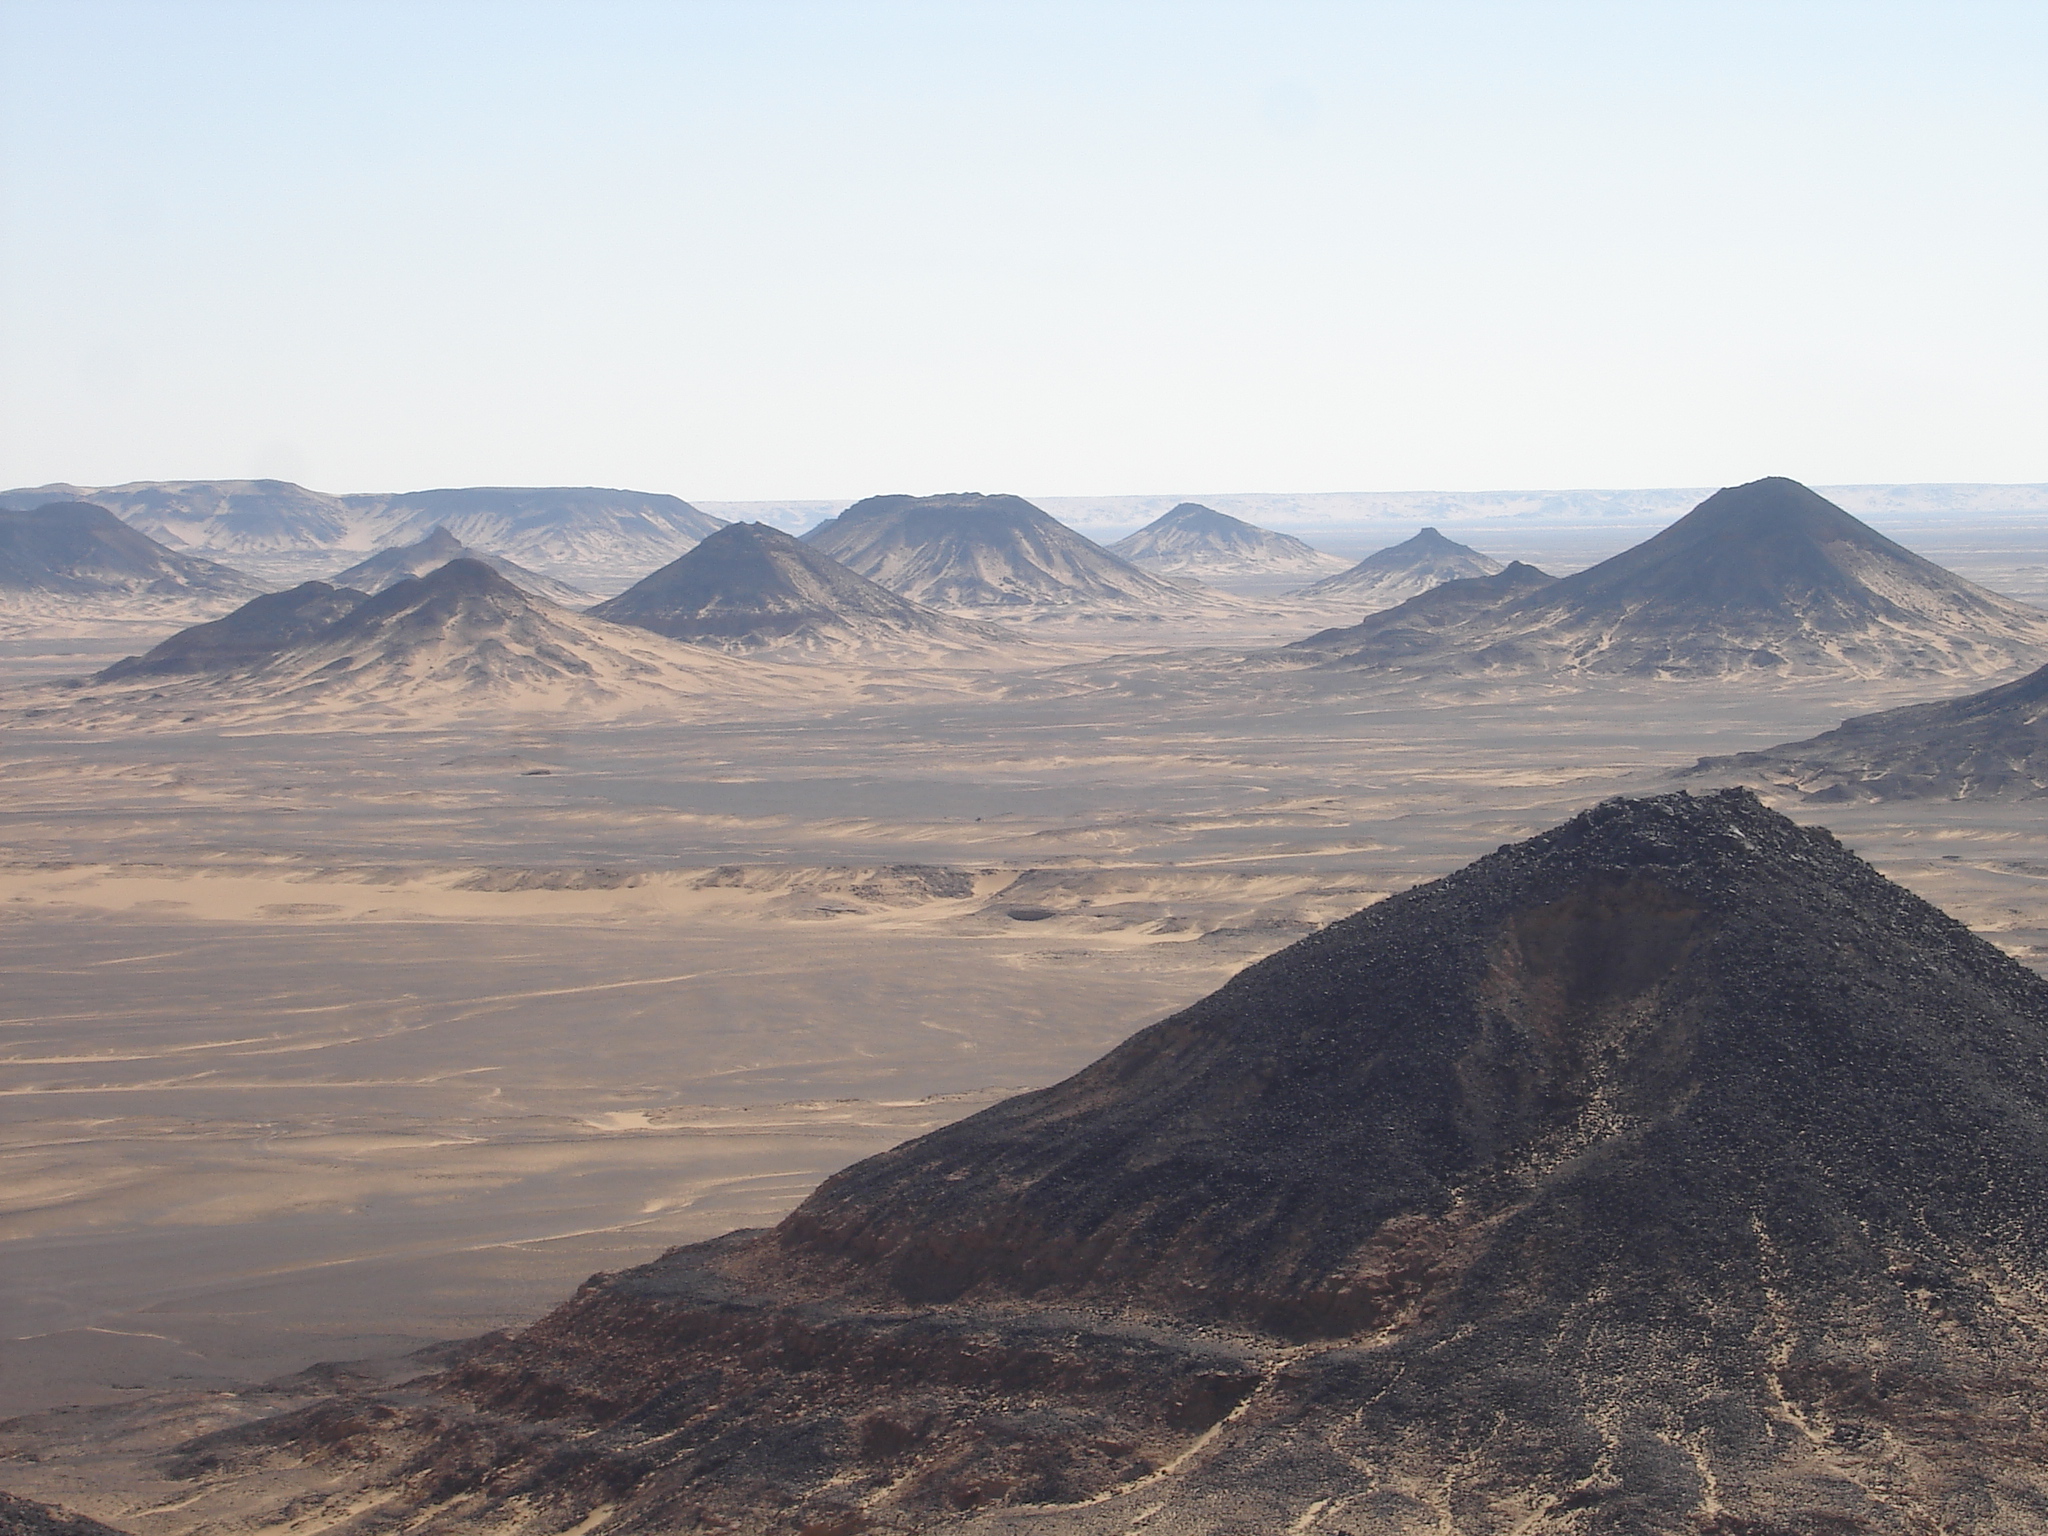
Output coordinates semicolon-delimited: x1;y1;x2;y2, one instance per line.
589;521;1008;655
1298;476;2048;678
1292;524;1505;607
803;491;1190;610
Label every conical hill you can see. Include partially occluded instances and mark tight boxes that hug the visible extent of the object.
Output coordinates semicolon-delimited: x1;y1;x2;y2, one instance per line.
184;788;2048;1533
73;559;835;724
1107;503;1347;583
327;525;592;606
785;787;2048;1335
1292;524;1505;607
589;521;1008;656
1299;477;2048;678
804;491;1189;610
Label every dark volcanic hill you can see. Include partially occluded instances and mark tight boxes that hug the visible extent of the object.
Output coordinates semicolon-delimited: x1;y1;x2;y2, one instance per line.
163;788;2048;1533
1106;503;1347;584
589;522;1008;656
804;492;1189;611
327;526;593;607
0;501;261;603
98;582;366;680
1292;525;1506;607
1691;661;2048;801
1296;477;2048;679
77;559;819;722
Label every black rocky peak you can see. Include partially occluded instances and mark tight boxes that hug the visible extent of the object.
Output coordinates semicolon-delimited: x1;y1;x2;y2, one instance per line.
1548;476;1934;618
590;520;978;647
98;581;368;680
409;525;464;556
211;789;2048;1530
783;786;2048;1337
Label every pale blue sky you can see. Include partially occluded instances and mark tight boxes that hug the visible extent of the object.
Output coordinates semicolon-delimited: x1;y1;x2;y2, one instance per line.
1;1;2041;499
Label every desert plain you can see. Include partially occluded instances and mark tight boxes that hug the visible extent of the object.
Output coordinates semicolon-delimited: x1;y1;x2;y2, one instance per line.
4;515;2048;1528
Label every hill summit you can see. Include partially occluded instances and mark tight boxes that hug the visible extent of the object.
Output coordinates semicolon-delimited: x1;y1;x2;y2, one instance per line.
326;526;592;606
1293;524;1505;607
1106;503;1347;584
1298;477;2048;678
590;521;1007;657
173;787;2048;1533
804;492;1188;611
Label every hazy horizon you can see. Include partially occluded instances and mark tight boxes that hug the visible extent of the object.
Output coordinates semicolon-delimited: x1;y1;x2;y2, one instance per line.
3;1;2043;497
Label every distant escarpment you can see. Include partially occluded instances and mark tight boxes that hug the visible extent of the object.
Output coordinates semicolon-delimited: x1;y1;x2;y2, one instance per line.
590;521;1009;658
1691;660;2048;801
1293;477;2048;679
0;479;725;588
804;492;1192;612
158;788;2048;1533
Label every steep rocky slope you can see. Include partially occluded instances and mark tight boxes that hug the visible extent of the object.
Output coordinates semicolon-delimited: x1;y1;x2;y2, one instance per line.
1296;478;2048;679
1692;661;2048;800
123;788;2048;1534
